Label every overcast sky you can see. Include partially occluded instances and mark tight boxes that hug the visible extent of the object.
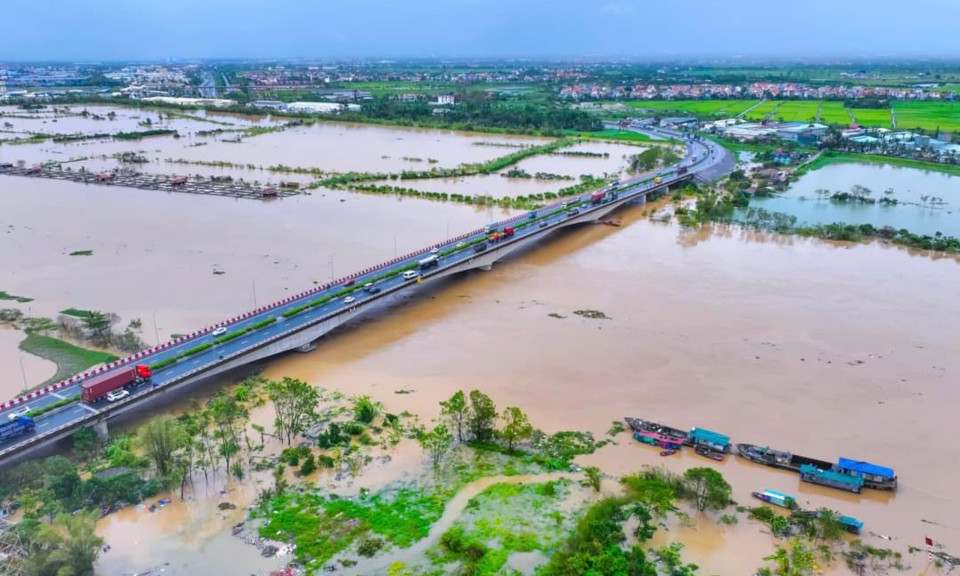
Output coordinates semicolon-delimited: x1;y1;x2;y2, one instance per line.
2;0;959;62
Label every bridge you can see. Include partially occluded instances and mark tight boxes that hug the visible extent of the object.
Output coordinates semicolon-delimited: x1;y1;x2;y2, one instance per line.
0;133;729;464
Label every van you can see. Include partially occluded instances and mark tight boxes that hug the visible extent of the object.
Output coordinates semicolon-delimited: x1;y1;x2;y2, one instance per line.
473;242;488;254
403;270;418;280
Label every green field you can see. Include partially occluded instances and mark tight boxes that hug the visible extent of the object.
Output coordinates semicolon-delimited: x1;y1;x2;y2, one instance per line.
819;102;854;125
744;100;781;121
893;102;960;132
623;99;758;118
848;108;892;128
769;101;821;123
18;334;119;388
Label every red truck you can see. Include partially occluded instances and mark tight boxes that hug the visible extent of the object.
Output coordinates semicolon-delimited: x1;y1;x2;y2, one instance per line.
591;190;605;205
170;176;188;186
81;365;152;403
502;227;514;238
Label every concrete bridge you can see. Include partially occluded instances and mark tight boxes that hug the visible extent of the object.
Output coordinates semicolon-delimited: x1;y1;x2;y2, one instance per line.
0;134;728;465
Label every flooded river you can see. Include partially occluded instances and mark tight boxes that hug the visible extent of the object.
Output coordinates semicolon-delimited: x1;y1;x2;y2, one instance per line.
751;162;960;236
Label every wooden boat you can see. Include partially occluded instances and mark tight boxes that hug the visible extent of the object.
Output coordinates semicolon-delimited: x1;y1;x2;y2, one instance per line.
738;444;897;492
624;417;687;449
736;443;834;473
696;446;725;461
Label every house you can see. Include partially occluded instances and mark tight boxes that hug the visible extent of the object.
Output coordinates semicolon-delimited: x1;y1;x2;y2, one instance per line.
436;93;456;106
249;99;287;111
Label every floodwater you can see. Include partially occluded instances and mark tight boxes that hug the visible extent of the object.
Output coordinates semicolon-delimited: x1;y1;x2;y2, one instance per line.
751;162;960;237
0;326;57;392
255;203;960;574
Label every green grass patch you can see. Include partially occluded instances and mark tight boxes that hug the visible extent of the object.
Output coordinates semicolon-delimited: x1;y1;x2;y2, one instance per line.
621;99;759;119
769;101;821;123
59;308;96;319
849;107;892;128
893;101;960;132
820;101;854;125
565;129;652;143
69;250;93;256
18;334;118;388
744;100;782;121
0;291;33;303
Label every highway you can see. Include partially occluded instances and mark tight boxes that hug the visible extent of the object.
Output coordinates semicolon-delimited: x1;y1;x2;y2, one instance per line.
0;132;727;460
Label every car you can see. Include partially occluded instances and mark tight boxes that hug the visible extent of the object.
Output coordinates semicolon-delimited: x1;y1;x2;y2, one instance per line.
403;270;419;280
473;242;488;254
106;389;129;402
560;202;569;209
7;406;31;421
538;220;548;228
212;327;228;337
568;208;580;216
344;279;356;287
343;296;356;304
430;248;439;254
363;283;381;294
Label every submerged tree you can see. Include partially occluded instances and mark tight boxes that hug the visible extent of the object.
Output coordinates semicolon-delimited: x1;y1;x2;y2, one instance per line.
500;406;533;450
418;424;453;468
137;415;187;476
440;390;469;443
468;390;497;442
267;377;319;445
683;467;732;512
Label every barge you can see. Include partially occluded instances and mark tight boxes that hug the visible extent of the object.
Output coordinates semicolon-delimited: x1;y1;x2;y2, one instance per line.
624;417;687;450
685;427;731;454
737;444;897;491
835;458;898;491
800;464;864;494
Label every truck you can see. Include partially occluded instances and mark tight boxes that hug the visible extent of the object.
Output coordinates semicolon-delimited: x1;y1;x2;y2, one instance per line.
502;227;515;238
418;255;439;270
82;365;152;404
653;177;662;184
677;166;689;175
0;416;35;441
170;176;188;186
590;190;605;205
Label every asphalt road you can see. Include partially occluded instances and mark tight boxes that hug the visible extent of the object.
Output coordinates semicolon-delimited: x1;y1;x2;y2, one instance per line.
0;133;725;454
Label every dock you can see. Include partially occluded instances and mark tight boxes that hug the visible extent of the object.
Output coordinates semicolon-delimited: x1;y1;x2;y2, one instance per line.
0;164;297;200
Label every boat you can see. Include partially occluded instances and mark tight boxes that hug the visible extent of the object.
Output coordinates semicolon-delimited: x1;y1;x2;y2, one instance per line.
624;417;687;450
793;509;864;535
660;449;677;457
696;446;725;461
736;443;834;473
751;489;796;509
799;464;863;494
685;427;731;453
835;458;898;491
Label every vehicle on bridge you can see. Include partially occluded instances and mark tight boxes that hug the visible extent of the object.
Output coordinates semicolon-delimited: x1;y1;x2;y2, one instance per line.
7;406;30;421
590;190;605;205
0;416;35;441
82;364;152;403
502;227;515;238
473;242;488;253
418;255;439;270
403;270;419;280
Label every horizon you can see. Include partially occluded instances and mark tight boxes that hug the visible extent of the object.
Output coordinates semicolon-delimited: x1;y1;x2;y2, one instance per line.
2;0;959;62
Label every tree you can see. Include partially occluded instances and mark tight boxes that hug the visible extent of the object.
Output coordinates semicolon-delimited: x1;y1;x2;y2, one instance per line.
266;377;319;445
28;512;103;576
584;466;602;492
683;467;732;512
620;471;678;518
500;406;533;450
630;503;657;542
418;424;453;468
353;395;379;424
137;415;186;476
440;390;469;442
209;396;245;471
80;310;115;344
468;390;497;442
764;539;818;576
72;428;99;460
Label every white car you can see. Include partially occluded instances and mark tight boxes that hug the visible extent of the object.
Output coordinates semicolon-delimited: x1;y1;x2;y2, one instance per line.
7;406;31;421
343;296;356;304
430;248;439;254
212;327;228;336
106;389;129;402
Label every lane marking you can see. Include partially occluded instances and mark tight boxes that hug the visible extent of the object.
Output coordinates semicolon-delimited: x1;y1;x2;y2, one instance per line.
76;403;98;414
49;392;66;400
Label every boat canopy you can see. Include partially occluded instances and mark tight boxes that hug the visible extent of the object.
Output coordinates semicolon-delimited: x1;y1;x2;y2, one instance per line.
689;427;730;447
836;458;895;479
800;464;865;487
840;515;864;530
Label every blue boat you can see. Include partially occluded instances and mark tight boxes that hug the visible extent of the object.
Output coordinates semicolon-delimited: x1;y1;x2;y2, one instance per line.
685;427;731;453
800;464;864;494
835;458;897;491
751;489;796;509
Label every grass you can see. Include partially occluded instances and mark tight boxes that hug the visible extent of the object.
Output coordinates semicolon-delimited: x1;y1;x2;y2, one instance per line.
621;99;759;118
59;308;96;319
893;101;960;132
18;334;119;388
566;129;652;143
769;101;821;123
69;250;93;256
744;100;782;121
0;291;33;303
849;107;893;128
819;102;853;125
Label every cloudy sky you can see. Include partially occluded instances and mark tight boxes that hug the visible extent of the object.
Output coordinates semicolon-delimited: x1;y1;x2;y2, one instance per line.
2;0;959;61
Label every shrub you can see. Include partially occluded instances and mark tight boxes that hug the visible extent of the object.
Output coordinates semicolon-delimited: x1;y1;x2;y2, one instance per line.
298;454;317;476
356;536;384;557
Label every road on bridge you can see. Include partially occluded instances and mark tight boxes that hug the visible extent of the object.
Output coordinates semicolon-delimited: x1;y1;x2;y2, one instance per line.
0;133;726;460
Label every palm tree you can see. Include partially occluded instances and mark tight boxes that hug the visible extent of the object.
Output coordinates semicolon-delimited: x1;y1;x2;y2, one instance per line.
34;512;104;576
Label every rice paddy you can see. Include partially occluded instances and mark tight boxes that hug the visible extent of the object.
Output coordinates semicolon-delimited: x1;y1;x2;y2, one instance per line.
768;101;821;123
848;108;893;128
743;100;782;121
623;99;759;118
893;102;960;132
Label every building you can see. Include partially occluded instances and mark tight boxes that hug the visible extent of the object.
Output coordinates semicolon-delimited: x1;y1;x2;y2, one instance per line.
776;122;828;142
249;100;288;111
436;93;456;106
287;101;346;114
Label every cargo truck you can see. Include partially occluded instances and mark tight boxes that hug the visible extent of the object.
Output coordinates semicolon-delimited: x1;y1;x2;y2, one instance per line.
418;255;439;270
82;365;152;404
590;191;605;205
0;416;36;441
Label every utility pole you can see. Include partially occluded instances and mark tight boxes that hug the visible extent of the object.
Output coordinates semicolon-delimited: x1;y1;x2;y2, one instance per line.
329;254;336;280
152;311;160;346
19;355;27;394
252;280;258;307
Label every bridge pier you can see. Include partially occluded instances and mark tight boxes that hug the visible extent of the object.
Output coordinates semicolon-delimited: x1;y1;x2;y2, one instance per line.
296;342;317;353
92;420;109;442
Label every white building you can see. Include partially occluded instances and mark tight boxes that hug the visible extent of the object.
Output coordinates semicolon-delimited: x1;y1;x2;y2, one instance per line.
287;101;345;114
436;94;456;106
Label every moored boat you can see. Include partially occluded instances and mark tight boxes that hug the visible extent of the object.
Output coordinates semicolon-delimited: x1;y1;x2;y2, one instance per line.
799;464;863;494
686;427;731;453
696;446;725;461
736;443;834;473
835;458;897;491
625;417;687;449
751;489;796;509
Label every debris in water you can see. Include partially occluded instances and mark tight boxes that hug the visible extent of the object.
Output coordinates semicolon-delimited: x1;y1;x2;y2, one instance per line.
573;309;610;320
218;502;236;510
548;313;566;319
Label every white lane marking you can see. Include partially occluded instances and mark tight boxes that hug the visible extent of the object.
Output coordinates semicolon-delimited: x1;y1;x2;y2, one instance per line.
49;392;66;400
76;403;98;414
